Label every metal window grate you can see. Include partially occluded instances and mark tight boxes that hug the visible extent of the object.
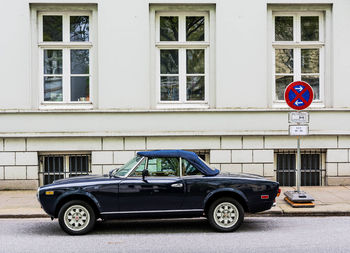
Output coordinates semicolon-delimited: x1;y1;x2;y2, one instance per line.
39;154;91;185
276;150;324;186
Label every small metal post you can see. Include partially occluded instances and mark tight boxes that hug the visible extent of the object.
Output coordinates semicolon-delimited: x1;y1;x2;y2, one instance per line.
296;136;301;192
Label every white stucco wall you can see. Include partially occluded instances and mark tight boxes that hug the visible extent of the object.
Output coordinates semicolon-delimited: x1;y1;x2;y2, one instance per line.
0;0;348;110
0;0;348;137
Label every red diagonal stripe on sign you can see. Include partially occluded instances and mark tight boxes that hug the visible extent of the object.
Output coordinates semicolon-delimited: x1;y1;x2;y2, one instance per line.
291;86;308;104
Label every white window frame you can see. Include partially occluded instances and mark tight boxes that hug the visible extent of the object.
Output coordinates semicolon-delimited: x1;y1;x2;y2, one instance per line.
271;10;327;108
36;10;95;109
152;8;214;109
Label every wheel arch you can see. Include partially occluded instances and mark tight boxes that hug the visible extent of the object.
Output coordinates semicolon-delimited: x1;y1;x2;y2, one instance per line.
203;189;249;215
54;192;101;218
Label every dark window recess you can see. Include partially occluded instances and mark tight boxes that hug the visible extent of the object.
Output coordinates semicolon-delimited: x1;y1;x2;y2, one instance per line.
69;155;89;177
276;152;323;186
189;150;209;162
42;156;64;185
40;154;91;185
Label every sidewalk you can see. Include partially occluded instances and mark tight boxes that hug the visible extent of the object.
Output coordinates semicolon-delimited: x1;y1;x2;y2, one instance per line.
1;187;350;218
262;186;350;216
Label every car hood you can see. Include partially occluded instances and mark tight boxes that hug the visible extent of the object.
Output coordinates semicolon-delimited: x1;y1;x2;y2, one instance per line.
51;174;110;185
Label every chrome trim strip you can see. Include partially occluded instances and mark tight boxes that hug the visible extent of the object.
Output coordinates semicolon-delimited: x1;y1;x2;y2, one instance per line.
100;209;204;215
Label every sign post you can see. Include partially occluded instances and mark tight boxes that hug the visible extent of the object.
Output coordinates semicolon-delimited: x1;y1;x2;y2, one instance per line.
284;81;315;207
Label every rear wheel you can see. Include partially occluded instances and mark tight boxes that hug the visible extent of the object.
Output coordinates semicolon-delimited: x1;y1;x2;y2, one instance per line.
58;200;95;235
207;197;244;232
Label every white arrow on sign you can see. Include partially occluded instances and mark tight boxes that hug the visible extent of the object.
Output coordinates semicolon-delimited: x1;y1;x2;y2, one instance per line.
294;86;303;92
294;100;304;106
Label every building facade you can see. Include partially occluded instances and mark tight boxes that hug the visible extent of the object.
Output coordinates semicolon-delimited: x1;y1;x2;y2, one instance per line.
0;0;349;189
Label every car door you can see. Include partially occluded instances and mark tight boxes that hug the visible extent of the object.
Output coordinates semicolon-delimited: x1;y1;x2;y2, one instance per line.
118;157;185;211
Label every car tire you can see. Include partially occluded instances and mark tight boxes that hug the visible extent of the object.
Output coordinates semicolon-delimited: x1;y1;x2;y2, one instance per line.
207;197;244;232
58;200;96;235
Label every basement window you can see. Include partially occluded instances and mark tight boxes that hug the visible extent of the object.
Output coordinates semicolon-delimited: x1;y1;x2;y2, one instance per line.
39;154;91;185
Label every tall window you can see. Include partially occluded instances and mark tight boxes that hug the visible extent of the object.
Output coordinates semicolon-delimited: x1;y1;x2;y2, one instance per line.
156;12;209;105
273;12;324;103
38;12;92;104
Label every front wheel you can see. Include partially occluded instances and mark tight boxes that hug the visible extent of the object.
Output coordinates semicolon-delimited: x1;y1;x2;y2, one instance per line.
207;197;244;232
58;200;96;235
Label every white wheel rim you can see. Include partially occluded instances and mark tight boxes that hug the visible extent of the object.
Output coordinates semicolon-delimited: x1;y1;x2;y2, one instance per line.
64;205;90;232
213;202;239;228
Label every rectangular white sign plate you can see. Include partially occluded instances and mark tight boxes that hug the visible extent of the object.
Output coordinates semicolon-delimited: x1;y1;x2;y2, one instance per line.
289;112;309;123
289;125;309;136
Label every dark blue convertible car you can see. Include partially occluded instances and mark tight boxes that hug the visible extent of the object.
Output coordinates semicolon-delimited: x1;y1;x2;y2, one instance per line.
37;150;280;235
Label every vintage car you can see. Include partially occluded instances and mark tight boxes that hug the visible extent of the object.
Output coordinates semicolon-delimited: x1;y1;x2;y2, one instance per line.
37;150;280;235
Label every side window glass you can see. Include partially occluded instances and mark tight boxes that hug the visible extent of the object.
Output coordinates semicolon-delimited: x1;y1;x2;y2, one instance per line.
129;159;146;177
182;159;203;176
147;157;179;177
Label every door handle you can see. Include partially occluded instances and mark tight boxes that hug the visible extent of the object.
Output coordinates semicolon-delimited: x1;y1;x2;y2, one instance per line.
171;183;183;188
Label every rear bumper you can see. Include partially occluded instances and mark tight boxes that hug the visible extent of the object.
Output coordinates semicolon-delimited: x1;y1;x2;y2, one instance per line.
248;201;275;213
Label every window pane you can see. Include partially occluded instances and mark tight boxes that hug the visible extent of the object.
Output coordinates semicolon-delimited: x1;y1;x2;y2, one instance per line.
160;50;178;74
129;159;146;177
43;16;62;41
277;154;296;186
301;75;319;100
147;157;180;177
44;76;63;101
44;50;62;74
275;49;293;74
187;49;204;74
69;155;89;175
70;16;89;42
161;76;179;101
114;156;142;177
275;16;293;41
187;76;205;101
160;16;178;41
301;49;319;73
182;159;202;176
71;76;89;101
301;16;319;41
71;50;89;74
44;156;64;173
186;16;205;41
275;75;293;100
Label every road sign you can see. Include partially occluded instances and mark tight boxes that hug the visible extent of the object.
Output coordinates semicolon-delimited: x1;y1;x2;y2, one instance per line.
289;112;309;123
284;81;314;110
289;125;309;136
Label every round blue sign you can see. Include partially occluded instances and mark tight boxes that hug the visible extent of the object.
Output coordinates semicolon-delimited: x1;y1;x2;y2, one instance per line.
284;81;314;110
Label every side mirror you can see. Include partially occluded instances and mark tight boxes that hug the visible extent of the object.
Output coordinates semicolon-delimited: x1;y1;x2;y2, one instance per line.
142;169;149;181
109;168;118;178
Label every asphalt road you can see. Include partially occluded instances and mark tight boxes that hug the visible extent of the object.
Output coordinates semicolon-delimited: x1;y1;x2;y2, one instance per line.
0;217;349;253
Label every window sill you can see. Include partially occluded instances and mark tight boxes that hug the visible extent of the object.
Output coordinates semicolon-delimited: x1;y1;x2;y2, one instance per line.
39;102;93;110
272;101;325;109
156;103;209;110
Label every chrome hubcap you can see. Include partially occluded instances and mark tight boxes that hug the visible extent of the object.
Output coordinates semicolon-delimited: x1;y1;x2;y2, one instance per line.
213;202;239;228
64;205;90;231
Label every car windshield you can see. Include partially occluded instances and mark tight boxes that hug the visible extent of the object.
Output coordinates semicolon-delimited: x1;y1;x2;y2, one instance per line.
112;156;143;177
